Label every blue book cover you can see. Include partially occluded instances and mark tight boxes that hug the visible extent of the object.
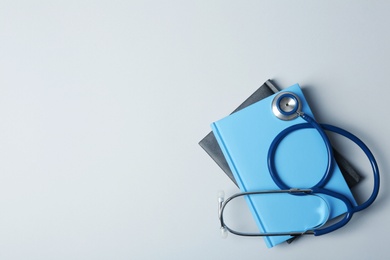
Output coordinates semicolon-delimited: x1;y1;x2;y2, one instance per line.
211;84;357;248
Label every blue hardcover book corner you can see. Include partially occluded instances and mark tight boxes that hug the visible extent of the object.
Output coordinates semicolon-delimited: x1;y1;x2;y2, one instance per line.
211;84;357;248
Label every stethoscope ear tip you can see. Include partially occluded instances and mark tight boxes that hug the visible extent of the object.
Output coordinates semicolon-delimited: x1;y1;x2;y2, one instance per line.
220;227;228;238
218;190;225;202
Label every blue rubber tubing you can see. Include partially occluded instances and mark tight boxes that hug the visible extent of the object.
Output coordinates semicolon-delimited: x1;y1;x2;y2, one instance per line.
267;116;380;235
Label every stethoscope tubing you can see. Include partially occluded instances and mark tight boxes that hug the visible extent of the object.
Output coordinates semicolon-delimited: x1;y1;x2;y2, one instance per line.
267;113;380;236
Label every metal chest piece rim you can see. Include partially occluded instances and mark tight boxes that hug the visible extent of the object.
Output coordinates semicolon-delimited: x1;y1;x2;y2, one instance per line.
272;92;302;121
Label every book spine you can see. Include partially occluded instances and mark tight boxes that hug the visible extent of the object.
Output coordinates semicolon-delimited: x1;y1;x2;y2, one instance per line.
211;122;274;248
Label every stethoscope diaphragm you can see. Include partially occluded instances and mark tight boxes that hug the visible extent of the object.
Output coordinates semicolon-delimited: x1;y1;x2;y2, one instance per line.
272;92;302;120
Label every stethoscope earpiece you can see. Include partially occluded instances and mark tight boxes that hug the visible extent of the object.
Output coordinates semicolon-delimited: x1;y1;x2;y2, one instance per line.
272;92;302;120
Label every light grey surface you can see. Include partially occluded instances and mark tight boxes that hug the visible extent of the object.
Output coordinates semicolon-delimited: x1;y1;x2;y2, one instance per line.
0;1;389;259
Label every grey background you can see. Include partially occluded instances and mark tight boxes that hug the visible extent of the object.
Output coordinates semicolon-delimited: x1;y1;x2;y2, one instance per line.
0;1;389;259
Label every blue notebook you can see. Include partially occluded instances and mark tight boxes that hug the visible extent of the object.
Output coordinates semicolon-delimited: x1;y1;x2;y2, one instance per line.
211;84;357;248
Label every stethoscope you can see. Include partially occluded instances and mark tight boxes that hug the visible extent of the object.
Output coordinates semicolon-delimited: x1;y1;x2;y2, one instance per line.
218;91;380;238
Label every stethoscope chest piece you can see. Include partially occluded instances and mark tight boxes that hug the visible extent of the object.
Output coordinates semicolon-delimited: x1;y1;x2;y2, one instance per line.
272;92;302;120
